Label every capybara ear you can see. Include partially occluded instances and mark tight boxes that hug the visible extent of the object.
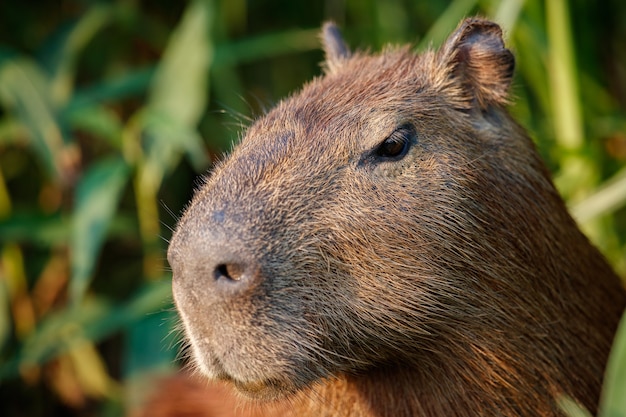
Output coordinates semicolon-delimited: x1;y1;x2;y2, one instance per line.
437;18;514;110
321;22;351;74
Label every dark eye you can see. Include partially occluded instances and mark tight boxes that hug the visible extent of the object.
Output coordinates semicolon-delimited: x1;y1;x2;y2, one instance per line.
374;124;414;160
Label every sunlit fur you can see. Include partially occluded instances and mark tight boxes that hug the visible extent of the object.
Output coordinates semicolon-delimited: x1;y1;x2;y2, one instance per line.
165;18;626;416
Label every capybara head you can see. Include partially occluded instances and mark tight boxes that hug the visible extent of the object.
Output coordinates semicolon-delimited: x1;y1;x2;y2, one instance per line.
168;18;624;414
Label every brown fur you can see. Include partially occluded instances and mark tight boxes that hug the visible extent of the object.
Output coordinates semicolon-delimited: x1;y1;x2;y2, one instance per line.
165;18;626;416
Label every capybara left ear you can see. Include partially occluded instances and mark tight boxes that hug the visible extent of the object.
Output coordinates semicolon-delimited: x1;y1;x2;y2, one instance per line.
437;18;515;110
321;22;351;74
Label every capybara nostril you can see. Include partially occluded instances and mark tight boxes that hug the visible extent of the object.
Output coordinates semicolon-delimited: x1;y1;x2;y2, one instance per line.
207;259;261;296
214;263;246;283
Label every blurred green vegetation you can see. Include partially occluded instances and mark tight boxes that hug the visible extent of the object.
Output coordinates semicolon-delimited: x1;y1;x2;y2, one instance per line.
0;0;625;416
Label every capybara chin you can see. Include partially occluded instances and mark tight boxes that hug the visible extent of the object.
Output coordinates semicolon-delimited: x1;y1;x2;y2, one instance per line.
166;18;626;417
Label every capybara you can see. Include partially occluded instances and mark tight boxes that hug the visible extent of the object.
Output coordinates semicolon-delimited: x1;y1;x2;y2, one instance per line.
165;18;626;417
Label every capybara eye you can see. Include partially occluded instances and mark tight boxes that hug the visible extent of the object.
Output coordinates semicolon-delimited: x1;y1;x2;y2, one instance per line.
375;124;414;160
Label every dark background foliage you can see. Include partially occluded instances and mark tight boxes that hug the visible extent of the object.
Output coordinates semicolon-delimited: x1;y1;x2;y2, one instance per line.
1;0;625;416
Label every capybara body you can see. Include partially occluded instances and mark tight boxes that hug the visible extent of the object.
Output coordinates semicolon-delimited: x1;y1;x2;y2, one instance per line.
166;18;626;416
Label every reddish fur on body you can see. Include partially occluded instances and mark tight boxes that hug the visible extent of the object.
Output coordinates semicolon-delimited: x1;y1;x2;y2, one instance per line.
162;18;626;417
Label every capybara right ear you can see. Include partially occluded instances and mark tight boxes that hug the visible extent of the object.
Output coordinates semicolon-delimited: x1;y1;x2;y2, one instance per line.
321;22;351;74
437;18;515;110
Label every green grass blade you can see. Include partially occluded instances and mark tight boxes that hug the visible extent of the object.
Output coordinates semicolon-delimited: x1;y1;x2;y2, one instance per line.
418;0;479;49
0;297;112;380
66;67;156;112
0;58;67;180
142;109;209;173
0;211;135;245
66;105;124;149
39;4;113;104
0;279;172;380
510;18;551;121
0;253;10;352
559;396;593;417
494;0;526;32
600;311;626;417
0;212;68;245
570;167;626;223
213;28;320;67
0;117;27;146
148;0;213;129
546;0;583;151
70;156;130;304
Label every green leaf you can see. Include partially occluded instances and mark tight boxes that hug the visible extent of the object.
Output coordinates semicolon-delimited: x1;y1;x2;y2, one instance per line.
0;264;10;353
143;108;208;175
493;0;525;33
0;211;135;246
39;3;113;105
132;0;214;185
546;0;584;151
0;57;67;180
3;297;112;378
0;117;27;146
418;0;479;49
66;67;155;112
0;212;69;246
570;167;626;223
600;311;626;417
70;156;130;304
124;311;179;379
510;18;551;123
213;28;320;68
148;0;214;129
0;279;172;380
66;104;124;149
559;396;593;417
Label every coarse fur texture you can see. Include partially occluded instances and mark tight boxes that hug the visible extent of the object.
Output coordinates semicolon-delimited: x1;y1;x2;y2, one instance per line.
165;18;626;417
